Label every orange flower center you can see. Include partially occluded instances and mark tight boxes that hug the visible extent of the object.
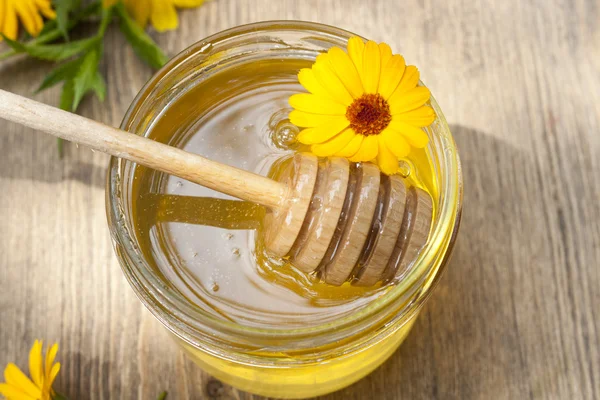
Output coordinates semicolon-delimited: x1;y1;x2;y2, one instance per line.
346;93;391;136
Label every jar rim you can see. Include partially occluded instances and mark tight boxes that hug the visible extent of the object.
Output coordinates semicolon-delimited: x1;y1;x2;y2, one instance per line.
106;20;462;343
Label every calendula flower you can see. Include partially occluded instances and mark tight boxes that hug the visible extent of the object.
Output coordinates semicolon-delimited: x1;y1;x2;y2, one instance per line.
289;37;435;175
0;340;60;400
103;0;205;32
0;0;56;40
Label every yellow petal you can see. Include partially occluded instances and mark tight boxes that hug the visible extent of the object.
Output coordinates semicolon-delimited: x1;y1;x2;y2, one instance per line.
315;52;329;64
4;364;42;399
296;117;350;144
389;87;431;115
39;7;56;20
125;0;151;28
2;2;18;40
34;0;56;19
150;0;178;32
379;43;392;66
327;47;364;98
289;110;344;128
34;0;54;7
14;0;42;37
29;340;43;388
349;135;378;162
394;106;436;127
377;136;399;175
387;65;420;102
335;132;363;157
361;40;381;93
0;383;37;400
26;0;45;34
347;36;365;77
30;0;46;33
311;129;356;157
388;120;429;148
46;363;60;389
44;343;58;378
298;68;341;103
378;55;406;99
312;56;354;105
0;0;6;37
173;0;205;7
382;127;411;157
289;93;347;115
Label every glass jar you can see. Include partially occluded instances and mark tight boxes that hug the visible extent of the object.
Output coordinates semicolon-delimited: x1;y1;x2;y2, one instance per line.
106;21;463;399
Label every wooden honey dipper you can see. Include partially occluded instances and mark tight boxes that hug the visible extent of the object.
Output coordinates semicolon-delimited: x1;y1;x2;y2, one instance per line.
0;90;432;286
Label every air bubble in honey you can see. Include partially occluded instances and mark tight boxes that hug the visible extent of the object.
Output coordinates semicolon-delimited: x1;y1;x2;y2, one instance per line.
398;160;411;178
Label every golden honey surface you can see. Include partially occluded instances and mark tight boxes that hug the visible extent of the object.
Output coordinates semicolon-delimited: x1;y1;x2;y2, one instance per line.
130;58;438;329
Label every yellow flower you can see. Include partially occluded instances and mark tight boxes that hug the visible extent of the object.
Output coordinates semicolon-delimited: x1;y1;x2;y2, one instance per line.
0;340;60;400
103;0;205;32
0;0;56;40
289;37;435;175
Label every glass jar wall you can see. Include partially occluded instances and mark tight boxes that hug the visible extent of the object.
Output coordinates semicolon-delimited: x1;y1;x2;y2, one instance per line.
106;21;462;398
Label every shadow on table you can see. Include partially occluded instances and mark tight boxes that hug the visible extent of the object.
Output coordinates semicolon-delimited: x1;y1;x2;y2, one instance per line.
0;156;108;188
312;124;541;400
0;153;108;188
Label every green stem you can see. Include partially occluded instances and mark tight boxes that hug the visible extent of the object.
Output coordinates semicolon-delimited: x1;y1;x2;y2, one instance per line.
97;5;114;37
52;392;69;400
0;1;102;61
57;137;64;159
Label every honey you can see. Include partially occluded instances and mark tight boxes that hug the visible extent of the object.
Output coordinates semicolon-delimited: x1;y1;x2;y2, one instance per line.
129;58;438;329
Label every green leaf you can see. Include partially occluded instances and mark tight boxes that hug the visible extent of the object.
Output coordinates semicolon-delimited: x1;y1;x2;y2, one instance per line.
36;57;84;93
116;3;168;69
57;137;64;158
54;0;81;40
57;80;75;158
98;5;114;36
52;391;70;400
157;392;168;400
39;19;58;36
91;71;106;101
60;80;75;112
25;37;99;61
40;1;99;39
0;34;27;53
0;33;98;61
72;45;101;110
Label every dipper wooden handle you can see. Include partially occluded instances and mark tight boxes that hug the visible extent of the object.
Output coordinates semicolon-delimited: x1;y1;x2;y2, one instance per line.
0;89;287;210
0;89;433;286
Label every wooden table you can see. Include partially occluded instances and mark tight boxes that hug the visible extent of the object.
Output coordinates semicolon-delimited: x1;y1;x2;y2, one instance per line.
1;0;598;399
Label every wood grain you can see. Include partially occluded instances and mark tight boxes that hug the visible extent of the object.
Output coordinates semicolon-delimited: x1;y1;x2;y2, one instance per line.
1;0;599;399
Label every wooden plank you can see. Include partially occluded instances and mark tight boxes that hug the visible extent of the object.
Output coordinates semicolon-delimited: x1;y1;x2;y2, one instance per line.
0;0;598;399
